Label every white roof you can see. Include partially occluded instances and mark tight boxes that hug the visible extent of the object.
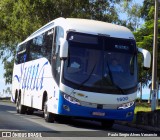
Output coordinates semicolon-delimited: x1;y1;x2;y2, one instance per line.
21;17;135;45
65;18;135;39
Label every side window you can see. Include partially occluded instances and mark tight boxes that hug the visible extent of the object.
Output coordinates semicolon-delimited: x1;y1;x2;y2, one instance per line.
43;29;54;62
15;43;28;64
52;26;64;84
28;28;54;62
29;35;44;61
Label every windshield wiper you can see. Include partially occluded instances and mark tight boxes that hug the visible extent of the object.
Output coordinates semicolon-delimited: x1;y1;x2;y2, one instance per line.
106;61;125;95
130;53;136;75
76;63;96;90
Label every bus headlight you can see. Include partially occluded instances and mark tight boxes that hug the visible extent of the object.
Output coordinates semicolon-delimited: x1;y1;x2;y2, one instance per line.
117;101;134;109
63;93;80;105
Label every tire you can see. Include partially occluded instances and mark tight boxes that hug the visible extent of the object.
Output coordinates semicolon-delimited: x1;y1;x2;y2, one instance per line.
16;97;20;113
55;115;71;124
16;95;26;114
43;96;54;122
101;120;114;129
26;107;34;115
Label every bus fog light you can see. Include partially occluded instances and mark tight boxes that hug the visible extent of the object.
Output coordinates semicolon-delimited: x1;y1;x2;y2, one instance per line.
117;101;134;110
126;112;133;117
63;105;70;111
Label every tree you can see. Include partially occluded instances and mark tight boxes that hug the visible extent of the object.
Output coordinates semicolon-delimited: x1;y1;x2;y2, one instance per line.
116;0;142;31
140;0;155;21
133;0;160;104
0;0;129;84
134;20;158;85
133;0;160;85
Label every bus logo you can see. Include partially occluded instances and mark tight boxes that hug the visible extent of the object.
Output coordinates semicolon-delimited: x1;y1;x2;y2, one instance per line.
14;61;48;91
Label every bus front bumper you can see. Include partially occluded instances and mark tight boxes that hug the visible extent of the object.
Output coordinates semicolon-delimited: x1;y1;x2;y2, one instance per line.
58;92;135;121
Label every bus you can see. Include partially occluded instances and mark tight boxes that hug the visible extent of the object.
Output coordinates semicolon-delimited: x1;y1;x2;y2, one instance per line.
11;17;151;128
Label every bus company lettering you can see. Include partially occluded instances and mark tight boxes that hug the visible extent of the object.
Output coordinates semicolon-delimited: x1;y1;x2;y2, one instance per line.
14;61;48;91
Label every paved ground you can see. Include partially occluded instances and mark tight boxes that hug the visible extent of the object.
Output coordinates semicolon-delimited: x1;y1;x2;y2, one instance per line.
0;101;159;140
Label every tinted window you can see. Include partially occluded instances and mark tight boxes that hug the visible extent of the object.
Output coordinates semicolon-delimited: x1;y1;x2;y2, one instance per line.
15;43;28;64
63;32;137;94
52;26;64;84
105;37;136;54
15;29;54;64
28;29;54;62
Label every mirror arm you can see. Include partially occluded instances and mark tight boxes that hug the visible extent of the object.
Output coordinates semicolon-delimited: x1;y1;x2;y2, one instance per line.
138;48;151;69
59;38;68;59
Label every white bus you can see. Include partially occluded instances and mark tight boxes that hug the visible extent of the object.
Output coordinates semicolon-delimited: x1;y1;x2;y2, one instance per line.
11;17;151;128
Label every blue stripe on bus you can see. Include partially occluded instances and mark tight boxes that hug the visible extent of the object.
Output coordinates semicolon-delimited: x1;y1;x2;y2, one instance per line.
14;75;20;82
58;91;135;121
11;94;15;102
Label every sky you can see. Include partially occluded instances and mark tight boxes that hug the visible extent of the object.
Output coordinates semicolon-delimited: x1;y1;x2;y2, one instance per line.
0;0;153;99
0;60;11;97
119;0;145;26
0;61;7;97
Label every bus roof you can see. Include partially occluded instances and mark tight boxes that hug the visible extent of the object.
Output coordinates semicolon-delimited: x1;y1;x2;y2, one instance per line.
65;18;135;39
21;17;135;45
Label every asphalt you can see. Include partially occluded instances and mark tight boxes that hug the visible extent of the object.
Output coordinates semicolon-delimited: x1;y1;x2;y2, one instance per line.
1;99;160;132
116;121;160;132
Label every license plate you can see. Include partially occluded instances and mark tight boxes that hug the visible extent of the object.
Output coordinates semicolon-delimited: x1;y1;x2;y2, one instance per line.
92;112;105;116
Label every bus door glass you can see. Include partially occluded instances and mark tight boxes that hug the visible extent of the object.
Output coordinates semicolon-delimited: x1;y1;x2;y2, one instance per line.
52;26;64;84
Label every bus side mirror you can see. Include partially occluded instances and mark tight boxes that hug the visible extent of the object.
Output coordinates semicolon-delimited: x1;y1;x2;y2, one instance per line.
59;38;68;59
138;48;151;69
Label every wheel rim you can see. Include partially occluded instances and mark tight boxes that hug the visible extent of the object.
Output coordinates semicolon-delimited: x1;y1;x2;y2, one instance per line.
16;98;20;112
44;102;48;119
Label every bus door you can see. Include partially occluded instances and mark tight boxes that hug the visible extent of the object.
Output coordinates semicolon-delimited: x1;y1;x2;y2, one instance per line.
15;42;30;106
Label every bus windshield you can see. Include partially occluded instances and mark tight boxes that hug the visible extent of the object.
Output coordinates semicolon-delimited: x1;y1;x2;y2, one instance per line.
63;32;137;94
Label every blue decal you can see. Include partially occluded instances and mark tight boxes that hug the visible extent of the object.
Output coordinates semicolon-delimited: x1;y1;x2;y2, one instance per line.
14;75;20;82
36;61;48;90
25;66;30;89
32;64;39;90
30;65;35;89
11;94;15;102
26;66;32;90
14;60;49;91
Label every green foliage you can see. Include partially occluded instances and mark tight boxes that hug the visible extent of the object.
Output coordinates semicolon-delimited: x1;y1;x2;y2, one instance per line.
132;0;160;86
1;0;154;86
3;59;14;84
0;0;122;84
116;0;142;31
140;0;155;21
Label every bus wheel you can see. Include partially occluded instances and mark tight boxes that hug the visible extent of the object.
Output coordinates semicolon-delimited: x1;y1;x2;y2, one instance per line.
43;97;54;123
101;120;114;129
16;97;20;113
16;95;26;114
26;107;34;115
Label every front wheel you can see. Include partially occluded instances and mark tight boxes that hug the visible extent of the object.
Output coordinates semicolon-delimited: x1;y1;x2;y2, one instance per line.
43;96;54;122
